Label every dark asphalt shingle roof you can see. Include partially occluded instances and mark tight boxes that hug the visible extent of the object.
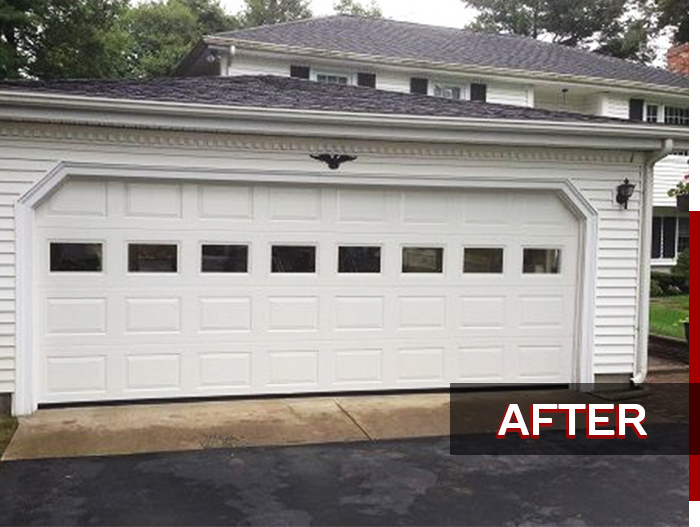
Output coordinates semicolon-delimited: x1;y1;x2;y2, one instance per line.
0;75;651;124
215;15;688;90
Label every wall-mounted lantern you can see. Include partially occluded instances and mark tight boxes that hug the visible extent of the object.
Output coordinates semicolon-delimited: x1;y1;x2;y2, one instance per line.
616;178;636;209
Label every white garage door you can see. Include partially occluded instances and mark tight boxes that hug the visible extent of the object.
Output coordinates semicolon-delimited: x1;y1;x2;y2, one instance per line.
35;178;581;404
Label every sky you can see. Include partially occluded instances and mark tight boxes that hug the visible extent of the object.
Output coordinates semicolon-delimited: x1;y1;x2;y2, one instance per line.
214;0;475;28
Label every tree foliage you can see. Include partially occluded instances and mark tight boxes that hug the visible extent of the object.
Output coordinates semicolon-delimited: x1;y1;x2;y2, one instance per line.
334;0;382;17
240;0;312;27
1;0;131;79
462;0;662;63
655;0;688;44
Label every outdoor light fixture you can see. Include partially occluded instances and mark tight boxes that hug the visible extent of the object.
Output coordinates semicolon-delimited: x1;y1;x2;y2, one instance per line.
616;178;636;209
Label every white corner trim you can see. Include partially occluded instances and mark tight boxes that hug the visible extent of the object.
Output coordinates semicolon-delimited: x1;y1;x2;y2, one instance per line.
12;161;598;414
632;138;675;385
14;162;72;415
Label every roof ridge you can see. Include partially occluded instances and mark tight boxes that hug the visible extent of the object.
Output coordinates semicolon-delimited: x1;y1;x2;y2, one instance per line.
215;14;342;36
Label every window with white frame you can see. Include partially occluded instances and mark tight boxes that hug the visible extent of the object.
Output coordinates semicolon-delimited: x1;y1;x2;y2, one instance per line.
646;104;659;123
652;216;689;260
316;72;351;85
665;106;690;126
433;84;462;100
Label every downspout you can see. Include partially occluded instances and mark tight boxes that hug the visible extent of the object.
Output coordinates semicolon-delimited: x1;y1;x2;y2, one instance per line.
632;138;674;385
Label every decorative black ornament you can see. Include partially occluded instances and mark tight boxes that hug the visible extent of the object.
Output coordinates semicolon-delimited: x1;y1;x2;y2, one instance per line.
310;154;358;170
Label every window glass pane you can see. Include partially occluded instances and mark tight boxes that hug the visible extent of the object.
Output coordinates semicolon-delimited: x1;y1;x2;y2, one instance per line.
464;248;503;273
317;74;349;84
646;104;658;123
664;106;689;126
128;244;177;273
402;247;444;273
50;243;102;272
434;85;461;100
201;245;248;273
523;249;561;274
678;217;689;253
272;246;316;273
338;246;381;273
651;217;662;259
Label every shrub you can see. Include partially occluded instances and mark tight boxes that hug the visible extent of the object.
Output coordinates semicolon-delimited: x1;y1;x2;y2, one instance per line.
673;248;689;282
650;279;665;297
651;271;688;295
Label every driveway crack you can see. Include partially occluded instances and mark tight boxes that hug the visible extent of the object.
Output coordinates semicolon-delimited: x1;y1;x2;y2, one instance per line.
334;399;373;441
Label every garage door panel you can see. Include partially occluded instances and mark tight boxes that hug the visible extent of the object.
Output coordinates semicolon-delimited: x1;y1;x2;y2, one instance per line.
35;179;581;404
336;188;388;224
41;179;108;219
125;183;183;219
198;297;253;333
198;184;255;220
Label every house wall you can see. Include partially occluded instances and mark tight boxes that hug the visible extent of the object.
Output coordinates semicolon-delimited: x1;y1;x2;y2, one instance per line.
227;52;533;105
600;94;631;120
654;154;689;207
0;121;646;397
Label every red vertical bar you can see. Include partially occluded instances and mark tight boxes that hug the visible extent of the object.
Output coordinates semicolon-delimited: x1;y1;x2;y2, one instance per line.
689;212;696;500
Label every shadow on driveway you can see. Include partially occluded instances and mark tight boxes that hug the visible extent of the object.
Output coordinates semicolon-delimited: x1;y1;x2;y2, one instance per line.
0;437;688;526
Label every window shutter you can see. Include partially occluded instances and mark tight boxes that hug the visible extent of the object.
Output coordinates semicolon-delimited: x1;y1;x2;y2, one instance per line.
651;217;662;259
357;72;377;88
290;65;310;79
410;77;428;95
629;98;645;121
470;83;487;102
663;217;677;258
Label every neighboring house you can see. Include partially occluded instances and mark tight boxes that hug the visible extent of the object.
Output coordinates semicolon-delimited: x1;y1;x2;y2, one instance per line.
0;76;688;415
179;15;691;271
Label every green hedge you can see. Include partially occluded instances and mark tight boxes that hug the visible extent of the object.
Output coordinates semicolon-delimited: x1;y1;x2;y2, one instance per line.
651;271;688;296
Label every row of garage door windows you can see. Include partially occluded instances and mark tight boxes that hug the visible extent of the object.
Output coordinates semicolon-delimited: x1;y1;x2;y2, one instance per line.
49;242;562;275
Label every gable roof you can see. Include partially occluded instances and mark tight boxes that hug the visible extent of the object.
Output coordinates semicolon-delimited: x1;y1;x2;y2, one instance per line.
0;75;659;125
212;15;688;91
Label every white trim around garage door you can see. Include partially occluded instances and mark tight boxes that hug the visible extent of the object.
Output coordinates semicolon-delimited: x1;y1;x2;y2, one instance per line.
13;160;599;415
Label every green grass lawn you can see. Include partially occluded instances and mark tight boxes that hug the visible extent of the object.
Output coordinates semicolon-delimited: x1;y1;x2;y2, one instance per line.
649;295;689;340
0;417;17;458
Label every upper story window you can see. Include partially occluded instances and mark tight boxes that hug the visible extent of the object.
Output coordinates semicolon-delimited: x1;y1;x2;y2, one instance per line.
665;106;689;126
316;73;350;85
646;104;659;123
434;84;461;100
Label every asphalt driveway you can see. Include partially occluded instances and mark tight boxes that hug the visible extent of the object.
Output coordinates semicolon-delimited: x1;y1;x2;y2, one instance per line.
0;437;688;526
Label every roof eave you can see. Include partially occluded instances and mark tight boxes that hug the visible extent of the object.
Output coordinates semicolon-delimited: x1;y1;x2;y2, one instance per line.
0;90;689;152
203;36;689;97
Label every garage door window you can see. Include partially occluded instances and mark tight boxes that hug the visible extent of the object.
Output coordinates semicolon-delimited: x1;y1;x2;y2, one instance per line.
338;246;381;273
50;242;103;272
402;247;444;273
128;244;178;273
201;244;248;273
271;245;316;273
523;248;561;274
463;248;503;274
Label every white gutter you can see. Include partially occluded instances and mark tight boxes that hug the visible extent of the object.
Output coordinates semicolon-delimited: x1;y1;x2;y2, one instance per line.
203;36;690;98
0;91;689;151
632;138;675;385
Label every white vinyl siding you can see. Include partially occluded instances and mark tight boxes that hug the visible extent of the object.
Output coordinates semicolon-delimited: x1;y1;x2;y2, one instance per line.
601;95;631;120
573;176;642;374
0;122;645;393
654;154;689;207
534;91;601;115
486;82;531;107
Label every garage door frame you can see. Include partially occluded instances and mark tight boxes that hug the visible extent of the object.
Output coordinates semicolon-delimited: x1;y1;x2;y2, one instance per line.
13;160;599;415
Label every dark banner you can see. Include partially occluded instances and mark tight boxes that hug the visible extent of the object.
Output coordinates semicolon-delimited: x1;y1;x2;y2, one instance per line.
449;383;689;455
